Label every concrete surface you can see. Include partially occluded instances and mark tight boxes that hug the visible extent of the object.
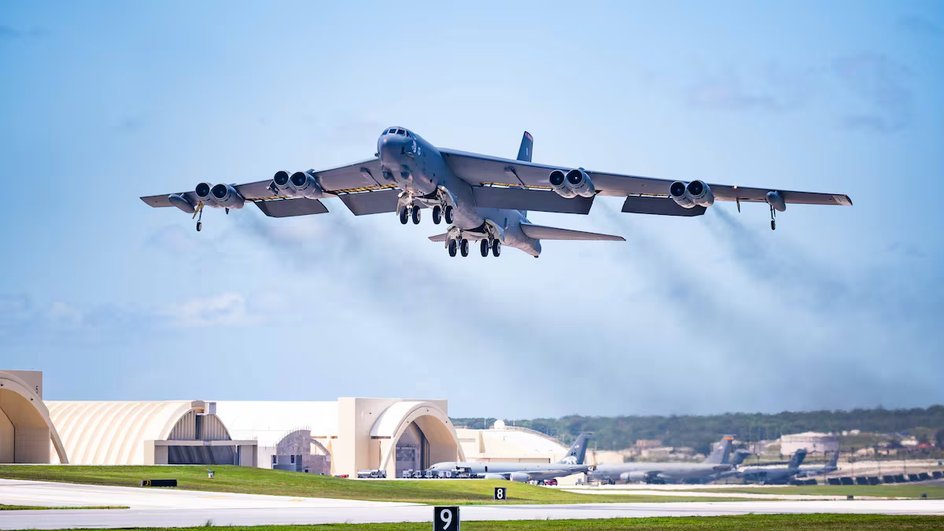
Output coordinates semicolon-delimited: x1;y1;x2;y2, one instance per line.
1;479;942;529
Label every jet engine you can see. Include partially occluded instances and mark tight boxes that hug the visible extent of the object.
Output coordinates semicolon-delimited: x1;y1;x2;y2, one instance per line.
289;170;326;198
686;180;714;207
669;181;696;208
272;170;292;193
210;183;245;209
548;169;576;198
565;168;596;198
669;180;714;208
482;473;506;480
508;472;532;483
195;182;213;203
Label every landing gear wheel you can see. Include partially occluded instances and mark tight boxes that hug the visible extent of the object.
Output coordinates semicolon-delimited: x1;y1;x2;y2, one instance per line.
459;238;470;257
447;239;458;257
491;239;501;257
480;239;490;257
398;206;409;225
432;205;442;225
410;205;421;225
771;219;776;230
769;205;777;231
444;205;454;224
196;222;202;232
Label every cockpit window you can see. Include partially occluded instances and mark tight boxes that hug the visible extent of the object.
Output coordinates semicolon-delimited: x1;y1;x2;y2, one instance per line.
396;128;405;135
386;128;395;134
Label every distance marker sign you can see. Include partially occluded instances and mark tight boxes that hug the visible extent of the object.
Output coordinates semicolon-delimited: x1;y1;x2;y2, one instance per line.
433;506;459;531
494;486;507;500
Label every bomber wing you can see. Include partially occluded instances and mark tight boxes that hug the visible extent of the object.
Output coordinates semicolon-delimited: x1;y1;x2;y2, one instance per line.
440;148;851;225
140;158;399;219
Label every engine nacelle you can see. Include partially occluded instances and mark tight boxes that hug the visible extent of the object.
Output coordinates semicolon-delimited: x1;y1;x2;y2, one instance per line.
289;170;326;199
549;169;577;198
686;180;714;207
272;170;292;192
482;473;506;480
766;190;786;212
565;168;596;198
210;183;245;209
508;472;532;482
669;181;696;208
195;182;213;203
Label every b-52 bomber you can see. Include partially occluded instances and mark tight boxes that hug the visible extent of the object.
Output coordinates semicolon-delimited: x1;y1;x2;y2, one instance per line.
141;127;852;258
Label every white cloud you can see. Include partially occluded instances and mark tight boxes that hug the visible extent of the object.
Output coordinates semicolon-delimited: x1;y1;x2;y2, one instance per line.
163;292;254;328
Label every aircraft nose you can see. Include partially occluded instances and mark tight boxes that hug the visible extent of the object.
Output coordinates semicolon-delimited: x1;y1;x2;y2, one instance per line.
378;134;409;162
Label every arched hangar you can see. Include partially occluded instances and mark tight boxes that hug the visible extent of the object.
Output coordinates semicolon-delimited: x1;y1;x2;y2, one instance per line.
46;400;256;466
0;370;68;464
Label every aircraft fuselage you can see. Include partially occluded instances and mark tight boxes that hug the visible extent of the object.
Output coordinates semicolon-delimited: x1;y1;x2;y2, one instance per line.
377;128;541;257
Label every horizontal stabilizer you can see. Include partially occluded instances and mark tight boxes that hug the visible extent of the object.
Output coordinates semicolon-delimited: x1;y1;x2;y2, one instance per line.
520;224;624;241
338;189;400;216
621;196;707;217
472;187;593;214
254;198;328;218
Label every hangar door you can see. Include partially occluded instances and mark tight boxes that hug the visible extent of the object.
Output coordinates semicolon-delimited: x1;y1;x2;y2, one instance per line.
395;422;430;475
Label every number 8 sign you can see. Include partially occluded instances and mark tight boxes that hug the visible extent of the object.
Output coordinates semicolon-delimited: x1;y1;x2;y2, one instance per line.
494;487;507;500
433;506;459;531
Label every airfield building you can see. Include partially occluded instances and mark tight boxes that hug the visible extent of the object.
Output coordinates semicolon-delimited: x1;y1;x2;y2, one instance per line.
46;400;257;466
0;370;68;464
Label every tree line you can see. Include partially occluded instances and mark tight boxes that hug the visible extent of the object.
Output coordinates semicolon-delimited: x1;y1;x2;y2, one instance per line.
452;405;944;455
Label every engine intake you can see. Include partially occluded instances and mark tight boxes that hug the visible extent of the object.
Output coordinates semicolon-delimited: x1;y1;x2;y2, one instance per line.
549;169;576;198
210;183;245;209
669;181;695;208
686;180;714;207
565;168;596;197
290;170;326;199
195;182;213;201
669;180;713;208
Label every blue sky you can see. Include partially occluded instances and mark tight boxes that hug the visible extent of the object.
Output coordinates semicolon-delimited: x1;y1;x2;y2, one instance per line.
1;1;942;418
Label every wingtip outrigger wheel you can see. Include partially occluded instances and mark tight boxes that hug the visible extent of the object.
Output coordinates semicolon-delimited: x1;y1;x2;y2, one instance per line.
193;201;206;232
769;205;776;231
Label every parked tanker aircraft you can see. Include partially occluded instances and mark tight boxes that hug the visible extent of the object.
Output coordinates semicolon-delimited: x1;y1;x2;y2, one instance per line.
427;433;592;482
141;127;852;257
588;436;735;484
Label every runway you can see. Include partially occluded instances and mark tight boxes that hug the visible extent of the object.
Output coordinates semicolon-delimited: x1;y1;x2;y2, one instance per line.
1;479;942;529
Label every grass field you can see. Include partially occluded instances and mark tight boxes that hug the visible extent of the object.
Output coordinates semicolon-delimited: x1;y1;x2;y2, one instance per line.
0;465;750;505
26;515;944;530
696;484;944;499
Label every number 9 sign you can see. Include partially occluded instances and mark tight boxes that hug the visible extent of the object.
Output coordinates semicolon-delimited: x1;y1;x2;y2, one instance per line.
433;506;459;530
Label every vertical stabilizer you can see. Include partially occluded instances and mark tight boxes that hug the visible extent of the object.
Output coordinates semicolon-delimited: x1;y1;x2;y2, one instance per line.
559;432;592;465
788;449;808;469
517;131;533;162
705;435;734;464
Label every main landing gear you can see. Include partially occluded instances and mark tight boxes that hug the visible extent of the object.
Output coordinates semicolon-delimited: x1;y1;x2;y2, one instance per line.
398;205;423;225
400;204;453;226
769;205;777;231
479;239;501;257
430;205;453;225
447;237;500;258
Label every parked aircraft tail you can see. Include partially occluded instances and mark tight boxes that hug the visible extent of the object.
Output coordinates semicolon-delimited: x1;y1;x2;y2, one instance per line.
825;450;839;470
704;435;735;465
730;449;752;466
788;448;808;469
517;131;533;162
559;432;592;465
520;224;625;241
